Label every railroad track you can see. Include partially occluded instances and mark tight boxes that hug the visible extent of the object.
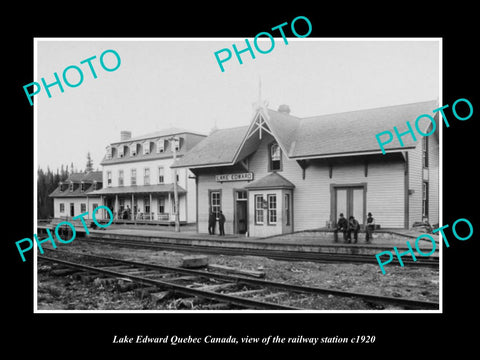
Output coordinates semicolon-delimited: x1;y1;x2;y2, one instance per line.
38;250;439;310
80;237;439;267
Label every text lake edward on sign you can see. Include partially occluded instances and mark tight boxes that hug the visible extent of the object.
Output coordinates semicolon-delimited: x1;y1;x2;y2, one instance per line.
215;173;254;182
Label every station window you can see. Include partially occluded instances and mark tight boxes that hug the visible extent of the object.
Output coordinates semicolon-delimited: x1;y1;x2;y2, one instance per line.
269;143;282;171
210;191;221;217
255;195;264;224
92;203;98;213
118;170;124;186
422;181;429;218
422;137;429;168
59;203;65;213
267;194;277;224
131;169;136;186
285;193;290;226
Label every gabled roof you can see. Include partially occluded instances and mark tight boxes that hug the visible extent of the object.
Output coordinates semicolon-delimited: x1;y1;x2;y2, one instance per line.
171;126;249;168
244;172;295;190
172;100;438;169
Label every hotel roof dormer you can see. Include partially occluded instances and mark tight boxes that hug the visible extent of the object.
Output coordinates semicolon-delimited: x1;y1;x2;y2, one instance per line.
49;171;103;198
101;127;207;165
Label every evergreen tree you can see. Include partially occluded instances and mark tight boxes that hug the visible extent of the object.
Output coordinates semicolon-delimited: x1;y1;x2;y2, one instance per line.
85;152;94;172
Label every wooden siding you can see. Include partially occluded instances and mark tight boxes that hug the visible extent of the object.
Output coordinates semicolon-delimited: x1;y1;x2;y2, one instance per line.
428;135;440;225
196;133;407;234
247;133;405;229
53;197;101;219
408;143;424;226
407;136;440;227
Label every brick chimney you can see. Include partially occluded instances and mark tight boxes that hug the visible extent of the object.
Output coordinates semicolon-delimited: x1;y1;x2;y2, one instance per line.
120;131;132;141
278;104;290;114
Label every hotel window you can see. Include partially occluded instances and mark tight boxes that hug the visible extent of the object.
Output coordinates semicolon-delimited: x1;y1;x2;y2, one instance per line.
144;168;150;185
143;142;150;155
107;171;112;187
106;146;112;160
92;203;98;213
269;143;282;171
157;139;165;153
158;167;164;184
422;137;429;168
131;169;137;186
144;197;150;213
173;137;180;152
268;194;277;224
59;203;65;213
255;195;264;224
158;197;165;214
69;182;74;192
210;191;221;217
285;193;290;226
80;182;85;192
80;203;86;213
130;143;137;156
118;170;124;186
119;198;125;212
422;181;429;218
119;146;124;158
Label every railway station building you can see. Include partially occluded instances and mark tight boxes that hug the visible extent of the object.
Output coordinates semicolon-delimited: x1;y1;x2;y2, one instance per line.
89;128;206;224
49;171;103;220
171;102;439;237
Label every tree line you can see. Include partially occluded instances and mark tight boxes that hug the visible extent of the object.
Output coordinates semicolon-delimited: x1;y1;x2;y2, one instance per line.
37;153;95;219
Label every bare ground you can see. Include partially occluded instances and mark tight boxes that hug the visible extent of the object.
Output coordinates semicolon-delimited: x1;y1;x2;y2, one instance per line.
36;239;439;311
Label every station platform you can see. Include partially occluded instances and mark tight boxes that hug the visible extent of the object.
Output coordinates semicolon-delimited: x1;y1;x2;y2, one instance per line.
38;222;440;258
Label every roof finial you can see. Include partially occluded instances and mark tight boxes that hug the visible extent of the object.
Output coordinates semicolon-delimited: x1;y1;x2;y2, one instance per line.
258;75;262;105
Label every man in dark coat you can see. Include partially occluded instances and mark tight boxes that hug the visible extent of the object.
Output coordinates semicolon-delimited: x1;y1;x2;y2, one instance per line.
208;211;216;235
218;210;226;236
333;213;348;243
365;212;375;243
347;215;360;243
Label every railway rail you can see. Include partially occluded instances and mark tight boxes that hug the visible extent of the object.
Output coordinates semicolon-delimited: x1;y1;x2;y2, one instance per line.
38;250;439;310
79;236;439;267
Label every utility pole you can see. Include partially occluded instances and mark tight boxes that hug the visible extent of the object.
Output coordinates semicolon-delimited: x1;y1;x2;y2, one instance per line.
170;136;180;232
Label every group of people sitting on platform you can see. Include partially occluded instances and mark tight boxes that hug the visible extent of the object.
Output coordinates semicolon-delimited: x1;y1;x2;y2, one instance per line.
333;212;375;244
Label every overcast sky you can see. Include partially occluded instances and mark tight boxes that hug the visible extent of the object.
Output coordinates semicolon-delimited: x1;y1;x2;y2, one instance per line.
36;38;440;171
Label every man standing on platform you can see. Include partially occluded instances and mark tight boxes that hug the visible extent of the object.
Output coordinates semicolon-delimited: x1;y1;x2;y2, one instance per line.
365;212;375;243
218;210;226;236
208;211;216;235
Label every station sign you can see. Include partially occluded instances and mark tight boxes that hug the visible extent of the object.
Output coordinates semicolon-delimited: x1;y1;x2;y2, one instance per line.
215;172;254;182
